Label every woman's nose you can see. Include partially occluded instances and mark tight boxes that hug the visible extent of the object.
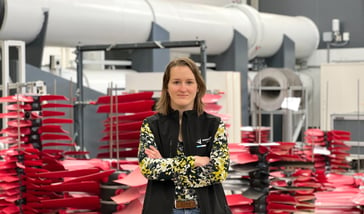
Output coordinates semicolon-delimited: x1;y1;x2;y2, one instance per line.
179;83;187;90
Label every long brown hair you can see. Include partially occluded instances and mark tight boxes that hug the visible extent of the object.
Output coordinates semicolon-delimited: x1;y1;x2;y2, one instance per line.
156;57;206;115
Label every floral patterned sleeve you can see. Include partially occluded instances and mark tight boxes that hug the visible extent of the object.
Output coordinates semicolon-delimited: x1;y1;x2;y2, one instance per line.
182;121;230;188
138;119;195;181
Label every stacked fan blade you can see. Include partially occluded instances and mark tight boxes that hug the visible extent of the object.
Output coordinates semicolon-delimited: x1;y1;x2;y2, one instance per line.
352;173;364;209
302;128;328;172
314;173;361;213
266;142;317;214
203;93;223;113
302;128;361;213
303;128;351;174
203;93;231;127
240;126;270;144
95;91;155;213
110;163;147;214
226;143;257;213
326;130;351;173
96;91;155;160
0;94;117;213
228;139;316;214
0;95;73;155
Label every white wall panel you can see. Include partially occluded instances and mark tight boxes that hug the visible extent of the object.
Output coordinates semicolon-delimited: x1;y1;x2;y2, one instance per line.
320;63;364;130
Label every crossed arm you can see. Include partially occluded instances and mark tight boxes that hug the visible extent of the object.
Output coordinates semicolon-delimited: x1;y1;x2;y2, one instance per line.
137;120;230;188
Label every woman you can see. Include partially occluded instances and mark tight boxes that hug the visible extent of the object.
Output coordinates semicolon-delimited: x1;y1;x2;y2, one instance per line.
138;57;231;214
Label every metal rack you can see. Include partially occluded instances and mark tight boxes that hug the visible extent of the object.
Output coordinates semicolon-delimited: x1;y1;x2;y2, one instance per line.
0;40;26;128
250;85;308;142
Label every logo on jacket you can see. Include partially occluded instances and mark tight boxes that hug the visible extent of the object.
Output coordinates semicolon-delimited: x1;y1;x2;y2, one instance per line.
196;136;211;148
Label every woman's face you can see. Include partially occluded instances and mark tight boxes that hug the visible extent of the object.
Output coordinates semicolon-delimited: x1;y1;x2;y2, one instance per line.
167;65;198;112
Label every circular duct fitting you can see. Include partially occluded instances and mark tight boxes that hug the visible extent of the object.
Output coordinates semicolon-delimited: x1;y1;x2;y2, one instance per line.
252;68;303;111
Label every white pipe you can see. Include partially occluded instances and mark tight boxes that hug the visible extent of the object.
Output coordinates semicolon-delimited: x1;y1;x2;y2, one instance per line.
0;0;319;59
257;13;320;59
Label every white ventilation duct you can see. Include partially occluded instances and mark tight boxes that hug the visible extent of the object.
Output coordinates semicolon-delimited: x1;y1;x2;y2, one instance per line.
252;68;303;111
0;0;319;60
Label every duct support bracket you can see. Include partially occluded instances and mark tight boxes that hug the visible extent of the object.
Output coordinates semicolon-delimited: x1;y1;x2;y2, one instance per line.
207;30;249;126
266;35;295;70
131;22;170;73
26;11;49;68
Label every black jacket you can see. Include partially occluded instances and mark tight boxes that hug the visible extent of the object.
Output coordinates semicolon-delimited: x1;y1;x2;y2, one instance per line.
140;110;231;214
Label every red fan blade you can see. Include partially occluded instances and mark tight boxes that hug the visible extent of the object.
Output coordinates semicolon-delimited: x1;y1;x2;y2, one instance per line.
39;181;100;194
267;202;297;212
103;111;155;123
0;95;33;102
204;103;222;112
304;128;324;137
28;196;100;209
24;177;56;186
96;91;153;104
0;127;31;136
41;110;66;117
42;103;73;108
1;205;21;214
0;137;18;144
0;182;20;191
97;100;154;113
268;193;297;204
41;134;72;141
0;175;19;183
226;194;253;206
202;93;222;103
24;167;48;174
328;129;351;135
108;198;143;214
6;104;32;111
7;119;32;127
63;169;115;183
42;149;64;154
0;112;25;119
230;152;258;164
34;168;100;178
40;95;69;102
114;167;147;187
43;142;76;147
39;125;69;133
63;151;90;156
42;118;73;124
111;186;145;204
209;112;231;121
23;160;43;167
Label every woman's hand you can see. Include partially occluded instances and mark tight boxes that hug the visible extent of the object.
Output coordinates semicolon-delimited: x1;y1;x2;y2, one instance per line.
194;156;210;167
145;146;162;159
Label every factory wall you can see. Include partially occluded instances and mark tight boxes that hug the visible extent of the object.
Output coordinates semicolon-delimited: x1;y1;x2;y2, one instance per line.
259;0;364;49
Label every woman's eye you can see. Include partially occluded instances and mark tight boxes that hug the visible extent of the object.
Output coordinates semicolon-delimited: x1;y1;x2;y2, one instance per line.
187;81;195;85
